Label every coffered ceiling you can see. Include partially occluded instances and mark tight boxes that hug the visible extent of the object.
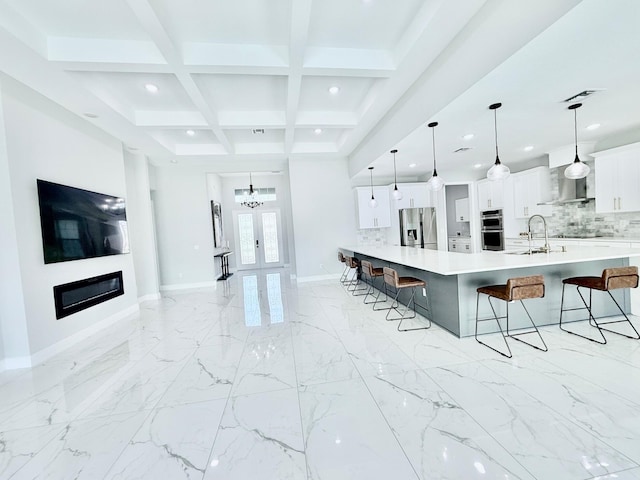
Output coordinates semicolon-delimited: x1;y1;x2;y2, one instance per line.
0;0;638;180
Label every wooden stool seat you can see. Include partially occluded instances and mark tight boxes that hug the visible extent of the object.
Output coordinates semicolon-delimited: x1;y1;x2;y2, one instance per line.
475;275;547;358
560;266;639;344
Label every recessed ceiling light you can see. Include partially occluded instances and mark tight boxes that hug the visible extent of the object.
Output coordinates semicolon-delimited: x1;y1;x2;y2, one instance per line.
524;145;534;152
83;112;99;119
145;83;159;93
170;159;178;164
328;86;340;95
314;128;322;135
186;129;195;136
586;123;601;130
409;163;417;168
474;163;482;168
462;133;474;141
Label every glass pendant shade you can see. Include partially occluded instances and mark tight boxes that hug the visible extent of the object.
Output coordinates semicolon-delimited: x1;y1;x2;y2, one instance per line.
564;103;590;180
565;155;591;179
487;160;510;181
427;171;444;191
368;166;377;208
427;121;444;191
390;149;403;200
487;103;510;181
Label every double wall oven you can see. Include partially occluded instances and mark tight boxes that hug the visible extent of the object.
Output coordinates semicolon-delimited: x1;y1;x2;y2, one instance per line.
481;209;504;251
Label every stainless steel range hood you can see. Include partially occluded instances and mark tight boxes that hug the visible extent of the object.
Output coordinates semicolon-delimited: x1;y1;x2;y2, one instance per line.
539;174;594;205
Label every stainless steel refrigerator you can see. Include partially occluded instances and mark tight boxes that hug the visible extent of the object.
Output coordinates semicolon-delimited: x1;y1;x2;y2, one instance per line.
399;208;438;249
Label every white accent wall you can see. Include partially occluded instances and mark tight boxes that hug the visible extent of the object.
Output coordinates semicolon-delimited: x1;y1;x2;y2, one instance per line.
289;157;357;281
0;78;139;365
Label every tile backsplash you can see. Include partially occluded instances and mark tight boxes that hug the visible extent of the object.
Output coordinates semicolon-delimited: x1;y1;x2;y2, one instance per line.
357;228;387;246
529;166;640;238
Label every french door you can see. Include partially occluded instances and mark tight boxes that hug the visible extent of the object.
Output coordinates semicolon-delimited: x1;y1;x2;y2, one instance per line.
233;208;284;270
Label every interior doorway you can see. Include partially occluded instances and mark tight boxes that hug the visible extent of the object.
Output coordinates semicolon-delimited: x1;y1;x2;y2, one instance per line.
233;208;284;271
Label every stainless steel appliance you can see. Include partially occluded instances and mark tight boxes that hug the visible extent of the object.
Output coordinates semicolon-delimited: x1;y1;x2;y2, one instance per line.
399;208;437;250
481;209;504;251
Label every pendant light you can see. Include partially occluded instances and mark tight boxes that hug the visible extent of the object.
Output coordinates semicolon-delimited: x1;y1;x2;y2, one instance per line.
390;149;403;200
486;102;510;181
426;122;445;191
368;166;378;208
564;103;591;180
240;172;263;209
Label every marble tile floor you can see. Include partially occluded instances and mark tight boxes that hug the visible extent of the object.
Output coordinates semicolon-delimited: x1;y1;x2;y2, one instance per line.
2;269;640;479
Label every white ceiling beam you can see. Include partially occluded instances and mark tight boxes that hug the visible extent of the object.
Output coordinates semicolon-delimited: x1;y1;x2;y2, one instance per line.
235;143;285;155
303;47;394;71
47;37;165;64
296;111;357;128
174;144;227;156
124;0;233;153
183;43;288;68
218;111;286;128
134;110;207;127
284;0;313;155
52;62;175;73
301;67;392;78
291;142;339;154
0;2;47;58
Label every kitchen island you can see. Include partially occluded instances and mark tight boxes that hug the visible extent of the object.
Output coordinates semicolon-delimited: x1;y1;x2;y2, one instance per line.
340;244;640;337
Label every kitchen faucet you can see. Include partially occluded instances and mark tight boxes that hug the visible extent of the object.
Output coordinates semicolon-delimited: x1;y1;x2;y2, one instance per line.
528;214;550;254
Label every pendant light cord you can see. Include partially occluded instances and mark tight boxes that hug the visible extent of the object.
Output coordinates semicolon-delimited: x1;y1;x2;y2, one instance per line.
393;152;398;186
369;168;374;198
494;108;499;159
432;127;437;172
574;107;578;156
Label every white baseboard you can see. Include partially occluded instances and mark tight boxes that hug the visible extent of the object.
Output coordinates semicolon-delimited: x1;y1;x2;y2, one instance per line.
296;273;341;283
24;304;140;369
138;292;161;303
160;281;217;292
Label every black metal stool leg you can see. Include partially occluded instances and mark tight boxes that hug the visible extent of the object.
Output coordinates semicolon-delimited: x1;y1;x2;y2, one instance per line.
396;287;431;332
506;300;548;352
475;293;512;358
385;287;402;322
594;291;640;339
559;284;607;344
372;280;391;311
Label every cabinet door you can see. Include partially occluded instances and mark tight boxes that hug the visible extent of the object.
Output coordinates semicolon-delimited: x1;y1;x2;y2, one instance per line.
618;153;640;212
489;180;504;209
455;198;469;222
356;187;391;229
409;184;432;208
512;175;529;218
595;157;616;213
477;180;491;211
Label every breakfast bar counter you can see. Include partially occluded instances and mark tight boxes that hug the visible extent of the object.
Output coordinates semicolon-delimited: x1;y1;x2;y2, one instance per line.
340;245;640;337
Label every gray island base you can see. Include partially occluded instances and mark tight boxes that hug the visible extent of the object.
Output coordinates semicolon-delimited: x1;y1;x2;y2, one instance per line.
341;245;640;338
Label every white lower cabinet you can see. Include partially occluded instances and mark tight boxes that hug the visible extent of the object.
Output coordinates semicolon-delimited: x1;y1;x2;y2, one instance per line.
448;237;472;253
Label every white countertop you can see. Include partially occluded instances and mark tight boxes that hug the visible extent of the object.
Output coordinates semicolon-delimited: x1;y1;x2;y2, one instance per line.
341;244;640;276
506;236;640;244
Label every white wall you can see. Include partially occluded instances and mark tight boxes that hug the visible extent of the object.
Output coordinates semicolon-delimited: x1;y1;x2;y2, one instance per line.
206;172;223;278
124;151;160;300
153;165;217;288
289;157;357;280
1;79;139;360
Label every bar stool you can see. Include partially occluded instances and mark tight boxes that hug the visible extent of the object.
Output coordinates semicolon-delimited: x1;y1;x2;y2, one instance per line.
475;275;548;358
360;260;390;309
559;266;640;344
383;267;431;331
338;252;349;284
345;256;368;296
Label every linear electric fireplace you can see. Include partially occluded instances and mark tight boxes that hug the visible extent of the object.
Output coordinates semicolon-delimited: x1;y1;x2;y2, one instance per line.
54;271;124;319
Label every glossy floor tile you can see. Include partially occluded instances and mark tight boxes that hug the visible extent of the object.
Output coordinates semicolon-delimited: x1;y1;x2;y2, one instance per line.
1;269;640;479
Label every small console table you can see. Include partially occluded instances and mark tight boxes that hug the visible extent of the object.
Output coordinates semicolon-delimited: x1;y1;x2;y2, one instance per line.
214;250;233;281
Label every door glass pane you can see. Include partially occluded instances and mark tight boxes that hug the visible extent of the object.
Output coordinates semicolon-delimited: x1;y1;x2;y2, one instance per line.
261;212;279;263
238;213;256;265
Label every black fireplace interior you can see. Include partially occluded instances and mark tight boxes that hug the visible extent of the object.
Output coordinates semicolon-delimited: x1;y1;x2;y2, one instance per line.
54;271;124;319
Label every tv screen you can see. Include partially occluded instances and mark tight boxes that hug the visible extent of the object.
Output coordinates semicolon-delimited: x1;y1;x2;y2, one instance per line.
37;179;130;264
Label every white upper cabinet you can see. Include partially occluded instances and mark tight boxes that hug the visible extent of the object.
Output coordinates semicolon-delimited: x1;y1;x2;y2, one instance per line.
455;197;470;222
511;166;553;218
355;186;391;229
391;183;432;209
476;179;504;211
593;143;640;213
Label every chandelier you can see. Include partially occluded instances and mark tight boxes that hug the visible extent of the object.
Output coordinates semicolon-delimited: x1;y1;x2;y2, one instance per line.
241;172;263;209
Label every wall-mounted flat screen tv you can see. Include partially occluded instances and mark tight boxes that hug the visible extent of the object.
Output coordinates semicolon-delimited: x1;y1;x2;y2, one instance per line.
37;179;130;264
